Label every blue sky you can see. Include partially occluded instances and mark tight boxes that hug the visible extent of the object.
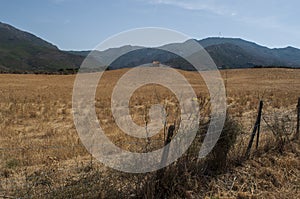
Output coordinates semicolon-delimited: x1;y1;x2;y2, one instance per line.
1;0;299;50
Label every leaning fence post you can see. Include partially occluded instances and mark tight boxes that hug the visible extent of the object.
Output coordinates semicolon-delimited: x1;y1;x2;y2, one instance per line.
156;124;175;187
256;101;263;149
296;98;300;140
245;100;263;159
160;124;175;167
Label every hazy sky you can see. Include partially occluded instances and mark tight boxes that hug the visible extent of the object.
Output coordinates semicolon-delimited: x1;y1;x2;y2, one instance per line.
1;0;299;50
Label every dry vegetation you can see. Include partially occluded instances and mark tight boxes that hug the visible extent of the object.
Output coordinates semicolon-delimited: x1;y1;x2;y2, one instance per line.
0;68;299;198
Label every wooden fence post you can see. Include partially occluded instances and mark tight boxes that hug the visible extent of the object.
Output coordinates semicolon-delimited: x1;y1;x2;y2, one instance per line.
154;124;175;194
245;100;263;159
160;125;175;167
256;101;263;149
296;98;300;139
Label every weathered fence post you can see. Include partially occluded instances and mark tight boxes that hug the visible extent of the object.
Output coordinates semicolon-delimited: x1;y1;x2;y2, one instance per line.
256;101;263;149
160;124;175;167
245;100;263;159
153;125;175;195
296;98;300;139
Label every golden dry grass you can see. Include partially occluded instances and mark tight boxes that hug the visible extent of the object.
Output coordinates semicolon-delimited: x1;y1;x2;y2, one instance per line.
0;68;299;198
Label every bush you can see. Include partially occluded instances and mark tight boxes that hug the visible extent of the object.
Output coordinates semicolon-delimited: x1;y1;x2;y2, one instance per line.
6;158;19;169
204;115;240;174
138;115;241;198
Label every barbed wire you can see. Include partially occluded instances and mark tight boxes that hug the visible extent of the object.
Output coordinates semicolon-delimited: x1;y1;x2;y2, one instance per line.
0;114;297;152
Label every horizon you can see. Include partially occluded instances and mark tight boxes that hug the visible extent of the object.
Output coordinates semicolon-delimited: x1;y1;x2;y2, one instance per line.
0;0;299;50
1;20;298;52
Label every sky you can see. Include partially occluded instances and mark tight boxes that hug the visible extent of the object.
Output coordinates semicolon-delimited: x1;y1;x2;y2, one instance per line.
0;0;299;50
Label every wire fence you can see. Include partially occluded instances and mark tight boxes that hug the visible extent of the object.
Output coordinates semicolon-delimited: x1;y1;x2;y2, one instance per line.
0;104;298;153
0;101;298;148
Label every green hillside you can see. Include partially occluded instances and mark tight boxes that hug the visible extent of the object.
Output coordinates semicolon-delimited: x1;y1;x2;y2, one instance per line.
0;22;84;73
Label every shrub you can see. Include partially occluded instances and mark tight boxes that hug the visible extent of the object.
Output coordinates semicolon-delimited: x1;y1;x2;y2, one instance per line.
204;115;240;174
6;158;19;169
138;115;241;198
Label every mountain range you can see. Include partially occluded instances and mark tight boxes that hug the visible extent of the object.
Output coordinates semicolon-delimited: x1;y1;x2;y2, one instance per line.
1;21;300;73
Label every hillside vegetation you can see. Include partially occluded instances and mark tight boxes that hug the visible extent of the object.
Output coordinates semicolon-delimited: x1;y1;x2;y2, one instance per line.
0;22;84;73
1;21;300;73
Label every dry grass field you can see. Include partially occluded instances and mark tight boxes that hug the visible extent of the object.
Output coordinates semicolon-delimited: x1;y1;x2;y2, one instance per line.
0;68;299;198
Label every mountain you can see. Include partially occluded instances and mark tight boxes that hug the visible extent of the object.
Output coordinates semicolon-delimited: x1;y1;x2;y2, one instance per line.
109;38;300;70
1;21;300;73
198;37;300;68
0;22;84;73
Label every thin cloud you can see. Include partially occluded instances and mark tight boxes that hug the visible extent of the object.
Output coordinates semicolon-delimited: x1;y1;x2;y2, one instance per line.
142;0;298;34
145;0;237;16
